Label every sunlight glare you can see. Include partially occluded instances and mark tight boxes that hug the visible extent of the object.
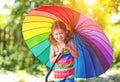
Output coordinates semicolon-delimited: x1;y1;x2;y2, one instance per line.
88;8;93;15
0;0;15;15
111;13;120;24
0;0;15;8
0;8;10;15
84;0;95;4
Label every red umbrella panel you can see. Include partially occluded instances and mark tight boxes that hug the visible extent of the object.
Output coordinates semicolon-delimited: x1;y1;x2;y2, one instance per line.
22;5;113;78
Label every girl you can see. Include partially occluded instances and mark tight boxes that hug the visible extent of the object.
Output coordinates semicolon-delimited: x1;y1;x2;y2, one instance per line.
48;21;78;82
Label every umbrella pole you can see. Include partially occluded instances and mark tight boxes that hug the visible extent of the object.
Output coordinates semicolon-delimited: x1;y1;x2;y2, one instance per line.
45;53;62;82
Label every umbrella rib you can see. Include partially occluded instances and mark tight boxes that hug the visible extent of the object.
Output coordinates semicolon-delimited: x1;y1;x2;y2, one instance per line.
85;42;98;77
76;32;111;77
26;32;50;41
22;26;50;32
23;21;53;32
60;7;74;27
50;7;72;26
79;30;113;58
90;40;111;71
81;30;112;57
36;45;50;64
30;39;49;49
77;25;103;32
79;33;111;70
74;35;79;77
79;34;95;77
78;27;103;33
78;29;107;43
23;21;53;23
79;36;87;78
76;18;103;30
80;36;99;77
27;14;59;20
79;30;110;47
25;32;50;49
75;34;88;78
34;7;72;27
79;36;95;78
85;34;113;62
83;38;95;78
33;8;58;20
78;28;104;38
85;42;105;77
78;25;102;30
76;19;89;29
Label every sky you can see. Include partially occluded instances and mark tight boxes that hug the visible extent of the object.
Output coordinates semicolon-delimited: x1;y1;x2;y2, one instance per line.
0;0;15;15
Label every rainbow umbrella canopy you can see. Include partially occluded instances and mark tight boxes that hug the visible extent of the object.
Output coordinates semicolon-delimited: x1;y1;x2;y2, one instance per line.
22;5;113;78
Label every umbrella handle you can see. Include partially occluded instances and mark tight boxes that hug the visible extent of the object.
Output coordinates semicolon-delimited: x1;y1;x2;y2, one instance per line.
45;53;62;82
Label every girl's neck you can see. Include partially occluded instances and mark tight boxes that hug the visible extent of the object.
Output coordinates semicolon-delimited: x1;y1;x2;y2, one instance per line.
57;41;65;45
57;42;66;49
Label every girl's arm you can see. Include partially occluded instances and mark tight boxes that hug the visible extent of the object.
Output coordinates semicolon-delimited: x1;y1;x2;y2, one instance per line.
50;45;63;64
66;40;78;58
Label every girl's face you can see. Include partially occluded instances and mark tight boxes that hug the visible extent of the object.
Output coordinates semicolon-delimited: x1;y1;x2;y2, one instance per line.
53;28;66;43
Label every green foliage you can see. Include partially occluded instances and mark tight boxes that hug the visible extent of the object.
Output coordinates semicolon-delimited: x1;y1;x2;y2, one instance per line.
0;39;48;76
105;24;120;64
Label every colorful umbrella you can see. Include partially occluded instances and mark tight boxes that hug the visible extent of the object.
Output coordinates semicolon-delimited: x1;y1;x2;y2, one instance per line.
22;5;113;78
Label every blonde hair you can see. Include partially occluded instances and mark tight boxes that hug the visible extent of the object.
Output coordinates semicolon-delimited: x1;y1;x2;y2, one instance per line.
48;21;72;45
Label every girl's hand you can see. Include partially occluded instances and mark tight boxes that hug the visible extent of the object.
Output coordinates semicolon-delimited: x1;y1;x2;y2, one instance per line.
65;45;70;51
65;40;78;58
56;48;64;60
58;48;64;54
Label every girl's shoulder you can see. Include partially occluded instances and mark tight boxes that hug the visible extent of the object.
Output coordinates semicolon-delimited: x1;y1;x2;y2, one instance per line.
51;44;59;54
51;44;58;50
50;44;56;49
67;39;73;45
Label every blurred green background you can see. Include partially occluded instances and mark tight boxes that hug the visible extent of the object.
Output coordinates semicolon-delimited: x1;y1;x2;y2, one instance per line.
0;0;120;82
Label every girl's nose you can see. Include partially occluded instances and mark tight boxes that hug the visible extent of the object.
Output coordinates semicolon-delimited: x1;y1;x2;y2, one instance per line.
58;34;61;37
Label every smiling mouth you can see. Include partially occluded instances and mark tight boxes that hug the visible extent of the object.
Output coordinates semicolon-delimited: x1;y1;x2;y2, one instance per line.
57;38;64;41
57;39;63;41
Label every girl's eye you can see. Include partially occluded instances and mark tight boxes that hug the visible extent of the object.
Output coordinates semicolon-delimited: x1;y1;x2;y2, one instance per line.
55;33;58;35
60;32;64;34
